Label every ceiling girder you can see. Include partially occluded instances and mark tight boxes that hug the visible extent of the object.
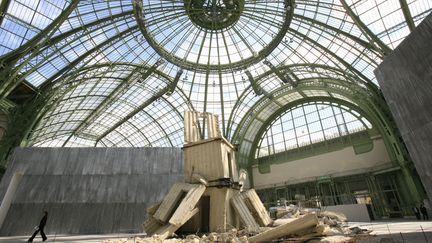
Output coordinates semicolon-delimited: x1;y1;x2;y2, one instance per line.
226;64;365;136
398;0;416;32
49;11;134;49
62;61;162;145
288;28;378;90
263;60;298;87
77;62;162;132
0;0;80;99
40;26;139;90
96;86;170;142
140;109;175;147
340;0;392;56
293;14;382;57
167;69;183;95
245;70;263;95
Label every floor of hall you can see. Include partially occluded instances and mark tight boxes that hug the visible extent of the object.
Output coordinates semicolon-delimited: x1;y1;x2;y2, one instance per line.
0;220;432;243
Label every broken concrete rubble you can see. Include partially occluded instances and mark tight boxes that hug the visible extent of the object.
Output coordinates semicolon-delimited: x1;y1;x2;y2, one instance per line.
130;197;369;243
249;214;319;243
106;206;373;242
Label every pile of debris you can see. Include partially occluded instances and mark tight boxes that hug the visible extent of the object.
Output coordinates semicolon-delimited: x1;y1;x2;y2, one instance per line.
266;204;372;242
102;204;371;243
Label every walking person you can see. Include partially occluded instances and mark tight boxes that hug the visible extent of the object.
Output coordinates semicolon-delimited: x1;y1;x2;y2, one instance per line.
28;211;48;242
420;204;429;220
413;205;421;220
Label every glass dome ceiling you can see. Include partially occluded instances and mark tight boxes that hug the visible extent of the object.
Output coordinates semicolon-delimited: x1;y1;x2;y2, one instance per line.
0;0;431;148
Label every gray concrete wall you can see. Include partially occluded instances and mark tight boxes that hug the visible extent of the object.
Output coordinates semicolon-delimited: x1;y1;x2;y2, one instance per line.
325;204;371;222
0;147;183;236
374;13;432;201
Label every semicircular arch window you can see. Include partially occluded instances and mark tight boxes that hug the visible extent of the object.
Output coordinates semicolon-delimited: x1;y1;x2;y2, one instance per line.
256;101;372;158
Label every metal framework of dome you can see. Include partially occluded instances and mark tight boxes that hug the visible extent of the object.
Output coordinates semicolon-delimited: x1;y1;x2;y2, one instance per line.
0;0;431;167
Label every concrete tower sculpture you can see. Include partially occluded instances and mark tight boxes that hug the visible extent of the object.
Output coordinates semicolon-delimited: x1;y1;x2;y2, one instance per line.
142;112;272;240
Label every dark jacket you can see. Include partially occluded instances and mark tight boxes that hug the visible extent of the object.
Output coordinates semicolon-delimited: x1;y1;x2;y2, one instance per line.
39;214;48;229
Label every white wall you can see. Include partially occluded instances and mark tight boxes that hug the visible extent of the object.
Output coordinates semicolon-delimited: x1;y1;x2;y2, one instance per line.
253;138;392;188
325;204;371;222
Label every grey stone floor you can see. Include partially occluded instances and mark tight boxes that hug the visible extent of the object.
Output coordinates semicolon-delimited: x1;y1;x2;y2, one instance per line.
0;220;431;242
350;220;432;243
0;233;146;242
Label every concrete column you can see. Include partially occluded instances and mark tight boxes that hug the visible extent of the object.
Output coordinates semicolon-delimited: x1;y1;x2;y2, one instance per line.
0;173;22;229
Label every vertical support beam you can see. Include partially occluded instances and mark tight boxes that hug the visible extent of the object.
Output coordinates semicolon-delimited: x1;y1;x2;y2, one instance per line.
0;173;22;229
367;174;385;217
400;165;422;205
399;0;416;32
0;0;11;27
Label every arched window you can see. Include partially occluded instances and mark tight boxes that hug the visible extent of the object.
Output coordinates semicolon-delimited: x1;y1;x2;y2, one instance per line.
256;101;372;158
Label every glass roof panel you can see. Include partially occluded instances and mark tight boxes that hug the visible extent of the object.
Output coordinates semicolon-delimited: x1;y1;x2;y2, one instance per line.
0;0;430;148
256;101;371;158
0;0;69;55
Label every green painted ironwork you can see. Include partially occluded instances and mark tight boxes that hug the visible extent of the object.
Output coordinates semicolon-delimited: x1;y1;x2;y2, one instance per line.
0;0;80;100
184;0;244;30
339;0;392;56
133;0;295;71
399;0;416;32
0;0;11;27
0;95;47;165
0;0;428;206
255;169;422;218
61;60;164;146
